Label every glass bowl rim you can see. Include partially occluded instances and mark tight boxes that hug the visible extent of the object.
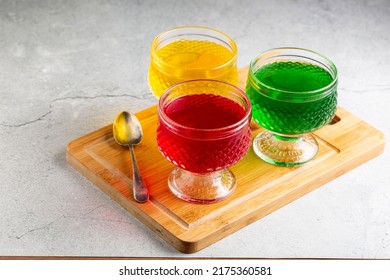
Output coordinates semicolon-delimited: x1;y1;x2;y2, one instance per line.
150;25;238;73
248;47;338;99
158;79;252;139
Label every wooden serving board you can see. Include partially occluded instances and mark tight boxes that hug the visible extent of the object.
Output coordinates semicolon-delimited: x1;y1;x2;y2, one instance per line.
66;68;385;253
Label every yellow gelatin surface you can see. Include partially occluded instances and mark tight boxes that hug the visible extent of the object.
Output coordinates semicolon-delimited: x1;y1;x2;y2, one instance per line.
149;39;237;97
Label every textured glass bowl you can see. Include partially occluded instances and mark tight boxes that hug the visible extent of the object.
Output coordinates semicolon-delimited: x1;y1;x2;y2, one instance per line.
148;26;238;98
246;48;338;166
157;80;252;203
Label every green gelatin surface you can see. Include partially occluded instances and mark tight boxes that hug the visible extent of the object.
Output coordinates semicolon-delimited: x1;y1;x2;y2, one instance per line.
246;61;337;135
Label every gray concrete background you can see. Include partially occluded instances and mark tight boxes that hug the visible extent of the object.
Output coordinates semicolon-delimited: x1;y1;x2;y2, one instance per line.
0;0;389;257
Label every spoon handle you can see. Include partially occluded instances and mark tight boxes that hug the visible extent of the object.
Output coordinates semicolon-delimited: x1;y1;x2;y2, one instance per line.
129;145;149;203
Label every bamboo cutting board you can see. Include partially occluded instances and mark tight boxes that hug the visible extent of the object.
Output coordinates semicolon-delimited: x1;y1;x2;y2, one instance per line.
66;67;385;253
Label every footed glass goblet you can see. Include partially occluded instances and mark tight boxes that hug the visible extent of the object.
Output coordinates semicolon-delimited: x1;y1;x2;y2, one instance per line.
156;80;252;203
148;26;238;98
246;48;338;166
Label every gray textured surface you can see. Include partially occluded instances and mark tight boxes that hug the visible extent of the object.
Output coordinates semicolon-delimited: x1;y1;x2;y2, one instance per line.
0;0;389;257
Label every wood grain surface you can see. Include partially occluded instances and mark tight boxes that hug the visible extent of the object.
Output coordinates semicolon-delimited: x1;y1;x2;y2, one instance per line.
66;67;385;253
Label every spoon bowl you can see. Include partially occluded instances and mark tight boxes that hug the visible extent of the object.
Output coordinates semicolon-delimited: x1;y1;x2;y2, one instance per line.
113;111;149;203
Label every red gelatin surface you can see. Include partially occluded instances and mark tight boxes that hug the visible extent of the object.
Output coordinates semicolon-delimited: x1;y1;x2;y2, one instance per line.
157;94;251;173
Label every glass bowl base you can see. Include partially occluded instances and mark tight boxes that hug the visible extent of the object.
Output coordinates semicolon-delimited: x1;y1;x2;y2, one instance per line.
253;131;319;166
168;168;236;204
